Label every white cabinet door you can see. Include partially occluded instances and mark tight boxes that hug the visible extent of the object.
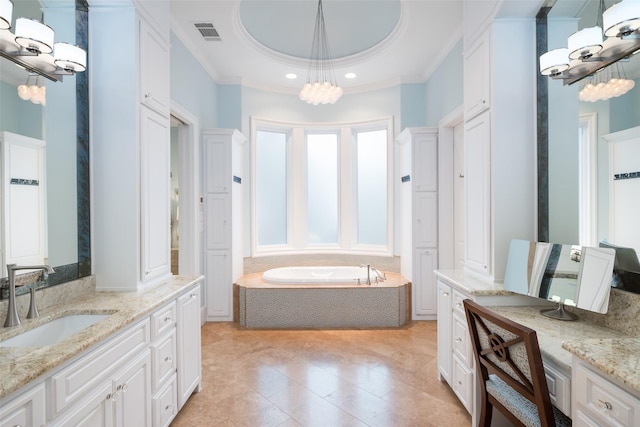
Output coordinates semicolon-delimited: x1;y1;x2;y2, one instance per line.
464;111;491;275
139;18;169;115
464;31;490;120
203;134;231;194
205;250;232;320
113;350;152;427
414;193;438;248
140;107;171;283
205;194;230;251
437;280;452;383
414;249;438;317
54;381;114;427
413;132;438;192
177;286;202;408
0;383;46;427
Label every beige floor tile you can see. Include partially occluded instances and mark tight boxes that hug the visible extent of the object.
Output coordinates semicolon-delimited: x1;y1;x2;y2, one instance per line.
171;321;471;427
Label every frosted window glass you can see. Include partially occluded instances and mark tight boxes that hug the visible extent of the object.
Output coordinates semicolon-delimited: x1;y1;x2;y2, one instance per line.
307;134;338;244
256;131;287;245
357;130;387;245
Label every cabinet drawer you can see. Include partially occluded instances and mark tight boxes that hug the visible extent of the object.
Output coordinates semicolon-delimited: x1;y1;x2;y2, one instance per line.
49;318;150;418
452;314;471;367
151;301;176;340
0;383;46;427
544;362;570;417
152;329;177;393
452;290;467;317
153;375;177;427
574;361;640;427
452;356;473;414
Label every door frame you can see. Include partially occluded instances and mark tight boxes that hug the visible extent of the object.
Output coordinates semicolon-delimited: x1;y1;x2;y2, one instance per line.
438;105;464;270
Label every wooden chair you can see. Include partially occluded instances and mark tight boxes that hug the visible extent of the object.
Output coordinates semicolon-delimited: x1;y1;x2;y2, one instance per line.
463;299;572;427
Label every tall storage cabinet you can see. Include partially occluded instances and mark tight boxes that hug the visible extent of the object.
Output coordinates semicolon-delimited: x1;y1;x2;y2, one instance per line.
396;128;439;319
91;1;172;291
461;17;536;281
203;129;246;321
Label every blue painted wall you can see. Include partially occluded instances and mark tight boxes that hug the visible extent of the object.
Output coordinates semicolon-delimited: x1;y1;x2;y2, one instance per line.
218;85;242;129
170;32;218;128
400;83;426;128
424;39;463;126
0;80;43;138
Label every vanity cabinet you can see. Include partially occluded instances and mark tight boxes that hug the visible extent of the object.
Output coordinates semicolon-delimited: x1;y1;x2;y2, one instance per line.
396;128;439;319
573;358;640;427
203;129;246;321
0;284;201;427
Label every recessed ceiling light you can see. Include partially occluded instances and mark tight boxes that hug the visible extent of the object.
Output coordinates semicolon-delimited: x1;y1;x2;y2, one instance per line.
345;72;357;79
285;73;297;79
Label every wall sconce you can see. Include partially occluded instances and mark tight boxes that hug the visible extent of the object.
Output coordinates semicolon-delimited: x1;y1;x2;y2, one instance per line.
539;0;640;86
0;0;86;83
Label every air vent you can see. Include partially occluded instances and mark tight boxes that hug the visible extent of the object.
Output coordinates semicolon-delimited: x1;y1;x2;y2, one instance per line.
194;22;221;41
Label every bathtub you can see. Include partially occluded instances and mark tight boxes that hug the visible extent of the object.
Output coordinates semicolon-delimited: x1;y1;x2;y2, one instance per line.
235;268;410;328
262;266;371;285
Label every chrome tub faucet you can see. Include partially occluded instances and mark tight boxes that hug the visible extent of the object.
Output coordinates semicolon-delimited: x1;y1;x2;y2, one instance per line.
4;264;55;327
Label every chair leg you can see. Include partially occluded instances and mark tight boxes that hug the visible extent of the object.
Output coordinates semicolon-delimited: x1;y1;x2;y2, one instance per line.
479;402;493;427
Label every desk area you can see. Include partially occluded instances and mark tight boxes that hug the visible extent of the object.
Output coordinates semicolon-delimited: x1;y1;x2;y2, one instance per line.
435;269;640;427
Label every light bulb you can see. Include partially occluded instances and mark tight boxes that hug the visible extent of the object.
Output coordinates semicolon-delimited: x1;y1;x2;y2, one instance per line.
17;84;30;100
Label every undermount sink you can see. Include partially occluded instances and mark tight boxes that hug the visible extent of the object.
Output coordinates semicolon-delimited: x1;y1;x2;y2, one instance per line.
0;314;109;348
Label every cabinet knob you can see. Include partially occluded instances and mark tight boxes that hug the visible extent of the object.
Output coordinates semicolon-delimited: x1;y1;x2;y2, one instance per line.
596;399;612;411
190;292;197;298
165;356;173;363
165;404;172;412
455;302;461;308
455;337;462;343
164;316;172;322
442;292;449;297
144;93;152;99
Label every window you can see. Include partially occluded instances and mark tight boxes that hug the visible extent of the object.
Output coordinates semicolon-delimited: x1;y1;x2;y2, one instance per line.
252;118;392;255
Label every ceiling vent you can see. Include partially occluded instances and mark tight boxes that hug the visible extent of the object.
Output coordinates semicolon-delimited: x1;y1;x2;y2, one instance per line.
194;22;222;41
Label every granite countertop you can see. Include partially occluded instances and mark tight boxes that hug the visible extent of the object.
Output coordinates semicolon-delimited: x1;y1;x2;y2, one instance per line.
0;275;204;400
489;305;639;394
434;269;515;296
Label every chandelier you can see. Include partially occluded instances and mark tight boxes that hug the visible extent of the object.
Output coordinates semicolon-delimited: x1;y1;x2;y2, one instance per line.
298;0;343;105
539;0;640;87
579;62;635;102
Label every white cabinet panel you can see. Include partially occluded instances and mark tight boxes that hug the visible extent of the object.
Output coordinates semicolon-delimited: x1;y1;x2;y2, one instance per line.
414;193;438;248
205;195;229;250
437;280;452;383
139;19;169;115
203;135;231;194
413;132;438;192
140;107;171;282
464;31;490;120
113;350;152;427
177;286;202;408
414;249;438;317
205;251;231;320
464;111;491;275
151;330;176;394
452;356;473;413
0;383;46;427
153;376;177;427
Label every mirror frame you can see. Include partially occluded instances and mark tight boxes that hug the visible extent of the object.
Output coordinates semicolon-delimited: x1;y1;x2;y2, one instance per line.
536;0;554;243
41;0;90;287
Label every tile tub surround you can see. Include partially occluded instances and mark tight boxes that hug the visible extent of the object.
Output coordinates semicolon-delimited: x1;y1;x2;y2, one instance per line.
235;272;410;328
0;275;204;399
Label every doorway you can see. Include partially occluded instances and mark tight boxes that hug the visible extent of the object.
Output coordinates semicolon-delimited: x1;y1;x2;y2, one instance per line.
169;102;201;278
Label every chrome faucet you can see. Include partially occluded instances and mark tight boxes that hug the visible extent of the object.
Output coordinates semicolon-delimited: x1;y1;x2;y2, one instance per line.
4;264;55;327
371;267;386;283
359;264;371;285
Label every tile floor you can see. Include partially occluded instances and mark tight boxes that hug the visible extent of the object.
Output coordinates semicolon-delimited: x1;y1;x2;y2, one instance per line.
171;321;471;427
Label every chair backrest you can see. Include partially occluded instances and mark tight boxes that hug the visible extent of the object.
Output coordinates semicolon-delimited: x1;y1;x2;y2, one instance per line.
463;299;556;426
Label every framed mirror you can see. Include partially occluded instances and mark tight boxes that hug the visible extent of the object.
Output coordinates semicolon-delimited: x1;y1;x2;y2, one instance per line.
536;0;640;295
0;0;89;296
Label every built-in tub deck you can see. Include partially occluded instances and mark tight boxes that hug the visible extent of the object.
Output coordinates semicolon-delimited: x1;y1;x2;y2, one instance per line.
234;271;411;328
